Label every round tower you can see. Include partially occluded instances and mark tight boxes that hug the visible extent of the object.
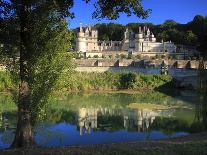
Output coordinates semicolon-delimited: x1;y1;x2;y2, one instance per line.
150;33;156;42
76;23;87;52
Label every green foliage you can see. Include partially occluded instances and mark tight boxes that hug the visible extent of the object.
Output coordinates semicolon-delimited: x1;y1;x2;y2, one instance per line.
150;117;189;134
0;72;14;92
155;54;161;59
120;54;127;59
127;53;133;59
120;73;136;89
27;17;74;123
54;71;173;91
0;71;174;93
84;0;151;20
0;93;16;112
93;55;99;58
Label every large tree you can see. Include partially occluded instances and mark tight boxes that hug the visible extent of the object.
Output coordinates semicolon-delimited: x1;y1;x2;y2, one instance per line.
0;0;150;148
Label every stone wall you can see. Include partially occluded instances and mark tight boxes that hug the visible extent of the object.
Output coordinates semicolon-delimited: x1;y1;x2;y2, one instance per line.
74;59;207;69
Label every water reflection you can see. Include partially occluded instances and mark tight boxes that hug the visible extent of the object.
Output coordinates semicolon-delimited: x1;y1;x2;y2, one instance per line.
78;107;174;136
0;91;207;148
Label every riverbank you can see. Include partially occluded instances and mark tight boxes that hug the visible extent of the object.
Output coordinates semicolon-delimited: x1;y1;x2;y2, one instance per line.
0;70;175;92
1;132;207;155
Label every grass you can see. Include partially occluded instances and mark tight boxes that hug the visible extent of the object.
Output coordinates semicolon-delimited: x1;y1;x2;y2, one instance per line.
1;139;207;155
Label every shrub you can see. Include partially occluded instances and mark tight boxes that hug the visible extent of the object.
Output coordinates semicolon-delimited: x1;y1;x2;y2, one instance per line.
161;55;166;59
93;55;99;58
119;73;137;89
127;53;132;59
155;54;161;59
136;54;141;59
120;54;126;59
115;54;120;59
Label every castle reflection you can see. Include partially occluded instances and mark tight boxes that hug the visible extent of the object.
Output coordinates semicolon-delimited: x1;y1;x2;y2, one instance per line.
78;107;172;136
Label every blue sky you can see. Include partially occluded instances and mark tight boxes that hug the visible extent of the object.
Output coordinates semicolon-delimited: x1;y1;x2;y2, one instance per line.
67;0;207;29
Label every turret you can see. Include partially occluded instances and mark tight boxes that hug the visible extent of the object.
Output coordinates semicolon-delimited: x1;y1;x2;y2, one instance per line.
150;33;156;42
88;25;92;32
147;28;150;36
91;29;98;38
124;28;129;40
85;27;89;37
136;26;144;40
80;23;83;33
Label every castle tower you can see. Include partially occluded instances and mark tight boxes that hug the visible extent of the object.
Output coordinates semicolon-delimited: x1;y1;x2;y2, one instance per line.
76;23;87;52
150;33;156;42
122;28;130;51
135;26;144;52
124;28;129;40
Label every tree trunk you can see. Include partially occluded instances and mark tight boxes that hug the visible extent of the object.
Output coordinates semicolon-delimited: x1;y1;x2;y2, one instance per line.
11;82;35;148
11;0;35;148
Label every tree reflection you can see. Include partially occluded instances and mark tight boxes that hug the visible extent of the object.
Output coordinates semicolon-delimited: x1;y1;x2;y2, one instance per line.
191;93;207;133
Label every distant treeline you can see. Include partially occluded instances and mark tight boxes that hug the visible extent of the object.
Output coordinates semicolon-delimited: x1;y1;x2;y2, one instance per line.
71;15;207;57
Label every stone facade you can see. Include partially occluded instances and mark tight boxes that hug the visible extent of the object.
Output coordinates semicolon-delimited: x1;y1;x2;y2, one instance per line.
76;24;198;58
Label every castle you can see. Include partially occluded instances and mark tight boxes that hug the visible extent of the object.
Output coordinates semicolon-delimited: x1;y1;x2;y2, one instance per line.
76;23;196;58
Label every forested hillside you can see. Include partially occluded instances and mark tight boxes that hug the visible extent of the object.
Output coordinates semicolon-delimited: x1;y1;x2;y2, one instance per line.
71;15;207;57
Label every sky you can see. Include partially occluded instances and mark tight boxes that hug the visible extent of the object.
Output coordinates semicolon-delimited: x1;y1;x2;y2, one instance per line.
67;0;207;29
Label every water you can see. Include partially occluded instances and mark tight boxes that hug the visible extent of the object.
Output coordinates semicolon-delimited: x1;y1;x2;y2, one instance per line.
0;91;207;149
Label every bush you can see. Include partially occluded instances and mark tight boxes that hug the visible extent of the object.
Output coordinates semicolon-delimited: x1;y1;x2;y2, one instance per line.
161;55;166;59
151;56;155;60
168;56;172;60
119;73;137;89
136;54;141;59
115;54;120;59
93;55;99;58
120;54;126;59
127;53;132;59
46;71;174;92
155;54;161;59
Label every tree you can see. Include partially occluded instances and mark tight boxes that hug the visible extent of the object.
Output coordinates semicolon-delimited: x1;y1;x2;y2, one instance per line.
184;30;198;45
0;0;151;148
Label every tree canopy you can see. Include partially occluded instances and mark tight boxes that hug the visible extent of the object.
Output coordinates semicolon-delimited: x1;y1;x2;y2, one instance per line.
0;0;151;148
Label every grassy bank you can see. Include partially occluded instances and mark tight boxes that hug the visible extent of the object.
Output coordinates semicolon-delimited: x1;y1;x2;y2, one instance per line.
55;71;174;92
0;70;183;92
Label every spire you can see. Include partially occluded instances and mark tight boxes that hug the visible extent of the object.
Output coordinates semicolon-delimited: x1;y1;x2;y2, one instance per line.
80;23;83;32
139;26;142;33
89;24;92;32
147;28;150;36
